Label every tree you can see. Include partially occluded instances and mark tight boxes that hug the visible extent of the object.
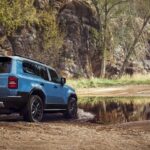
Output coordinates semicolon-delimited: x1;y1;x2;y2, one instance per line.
91;0;128;78
119;0;150;77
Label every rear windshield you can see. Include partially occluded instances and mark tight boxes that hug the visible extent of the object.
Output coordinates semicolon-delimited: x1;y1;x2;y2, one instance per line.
0;57;12;73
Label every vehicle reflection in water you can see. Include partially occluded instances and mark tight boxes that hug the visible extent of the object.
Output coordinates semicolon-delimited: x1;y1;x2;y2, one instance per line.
79;97;150;124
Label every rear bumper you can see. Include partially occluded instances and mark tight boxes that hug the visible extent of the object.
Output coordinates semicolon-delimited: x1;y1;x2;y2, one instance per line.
0;92;29;111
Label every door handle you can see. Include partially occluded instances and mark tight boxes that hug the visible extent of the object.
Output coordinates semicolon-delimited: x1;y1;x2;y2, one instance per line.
53;85;58;88
40;83;44;86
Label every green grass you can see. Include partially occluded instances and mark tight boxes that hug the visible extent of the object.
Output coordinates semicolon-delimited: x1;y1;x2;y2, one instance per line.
67;74;150;89
78;96;150;106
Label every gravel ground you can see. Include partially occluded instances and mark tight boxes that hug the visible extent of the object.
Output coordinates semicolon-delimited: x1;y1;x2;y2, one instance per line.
0;114;150;150
1;85;150;150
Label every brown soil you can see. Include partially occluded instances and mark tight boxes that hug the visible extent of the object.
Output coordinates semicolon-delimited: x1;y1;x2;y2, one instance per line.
0;114;150;150
0;85;150;150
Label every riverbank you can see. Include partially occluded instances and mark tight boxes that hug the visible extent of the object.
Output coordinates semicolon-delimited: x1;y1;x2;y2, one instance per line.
67;74;150;89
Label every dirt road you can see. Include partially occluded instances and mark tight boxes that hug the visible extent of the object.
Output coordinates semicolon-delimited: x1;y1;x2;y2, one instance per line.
0;85;150;150
0;114;150;150
77;85;150;97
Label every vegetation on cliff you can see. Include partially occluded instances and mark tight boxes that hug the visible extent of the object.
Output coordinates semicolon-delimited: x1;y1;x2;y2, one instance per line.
0;0;150;78
0;0;63;53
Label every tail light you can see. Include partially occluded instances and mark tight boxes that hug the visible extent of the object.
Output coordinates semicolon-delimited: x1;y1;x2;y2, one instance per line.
8;76;18;89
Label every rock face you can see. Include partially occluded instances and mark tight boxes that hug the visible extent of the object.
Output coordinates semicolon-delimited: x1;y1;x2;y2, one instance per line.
0;0;100;78
0;27;12;56
58;1;100;77
0;0;150;78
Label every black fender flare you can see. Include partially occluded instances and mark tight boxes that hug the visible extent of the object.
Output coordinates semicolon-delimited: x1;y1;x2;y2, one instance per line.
29;88;46;104
68;93;78;103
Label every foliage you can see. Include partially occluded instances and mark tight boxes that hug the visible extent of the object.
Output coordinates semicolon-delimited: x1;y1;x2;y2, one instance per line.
0;0;37;35
78;96;150;105
0;0;63;51
90;0;129;77
37;10;63;50
118;0;150;76
89;0;150;78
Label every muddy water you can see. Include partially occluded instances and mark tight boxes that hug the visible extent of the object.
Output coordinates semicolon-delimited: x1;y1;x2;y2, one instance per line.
78;97;150;124
0;97;149;124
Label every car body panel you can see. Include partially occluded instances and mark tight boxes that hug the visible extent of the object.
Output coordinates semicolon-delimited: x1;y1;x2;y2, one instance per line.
0;56;77;113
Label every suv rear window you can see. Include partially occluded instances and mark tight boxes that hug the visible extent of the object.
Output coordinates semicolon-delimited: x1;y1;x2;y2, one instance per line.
0;57;11;73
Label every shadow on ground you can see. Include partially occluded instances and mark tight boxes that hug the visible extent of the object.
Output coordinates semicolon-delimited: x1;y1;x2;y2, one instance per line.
0;113;67;122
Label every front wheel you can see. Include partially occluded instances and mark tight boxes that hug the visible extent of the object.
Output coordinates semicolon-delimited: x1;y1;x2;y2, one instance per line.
23;95;44;122
63;97;78;119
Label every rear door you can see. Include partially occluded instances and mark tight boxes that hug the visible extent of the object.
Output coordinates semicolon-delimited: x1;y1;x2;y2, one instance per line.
0;57;12;97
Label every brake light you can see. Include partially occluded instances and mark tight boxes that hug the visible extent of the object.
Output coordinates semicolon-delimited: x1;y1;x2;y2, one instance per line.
8;76;18;89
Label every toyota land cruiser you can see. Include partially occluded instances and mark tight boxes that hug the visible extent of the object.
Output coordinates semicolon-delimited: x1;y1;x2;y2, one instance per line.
0;56;77;122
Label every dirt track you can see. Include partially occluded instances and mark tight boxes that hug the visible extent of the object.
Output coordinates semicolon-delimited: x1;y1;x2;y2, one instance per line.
0;114;150;150
0;85;150;150
77;85;150;97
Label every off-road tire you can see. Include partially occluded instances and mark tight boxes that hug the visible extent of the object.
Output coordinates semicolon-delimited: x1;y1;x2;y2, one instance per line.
63;97;78;119
23;95;44;122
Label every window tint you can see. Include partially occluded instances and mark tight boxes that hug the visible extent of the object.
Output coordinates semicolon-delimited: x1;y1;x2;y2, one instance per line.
49;69;59;83
38;65;49;81
0;57;11;73
23;61;49;81
23;62;35;75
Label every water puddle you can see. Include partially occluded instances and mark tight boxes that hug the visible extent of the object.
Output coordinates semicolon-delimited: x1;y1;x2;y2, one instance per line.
78;97;150;124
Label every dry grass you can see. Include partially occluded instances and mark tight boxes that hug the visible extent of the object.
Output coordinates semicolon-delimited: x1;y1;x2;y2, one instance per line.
78;96;150;105
67;74;150;89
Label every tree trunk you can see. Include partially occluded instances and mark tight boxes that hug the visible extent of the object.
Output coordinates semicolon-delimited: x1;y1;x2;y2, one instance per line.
100;0;108;78
119;15;150;77
100;50;106;78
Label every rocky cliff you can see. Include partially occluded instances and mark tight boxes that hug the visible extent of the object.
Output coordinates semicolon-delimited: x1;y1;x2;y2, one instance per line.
0;0;150;78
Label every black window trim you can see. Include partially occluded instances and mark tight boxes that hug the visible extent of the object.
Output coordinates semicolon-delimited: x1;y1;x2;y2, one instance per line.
47;67;51;82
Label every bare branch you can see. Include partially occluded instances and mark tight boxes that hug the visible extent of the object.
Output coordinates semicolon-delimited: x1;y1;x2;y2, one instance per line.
107;0;129;14
119;15;150;77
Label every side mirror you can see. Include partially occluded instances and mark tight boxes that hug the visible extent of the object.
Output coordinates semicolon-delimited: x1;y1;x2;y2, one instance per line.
61;77;66;86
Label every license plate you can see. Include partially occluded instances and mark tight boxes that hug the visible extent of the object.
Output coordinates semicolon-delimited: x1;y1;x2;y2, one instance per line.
0;102;4;108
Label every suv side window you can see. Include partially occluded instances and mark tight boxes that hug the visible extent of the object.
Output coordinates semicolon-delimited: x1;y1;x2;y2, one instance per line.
23;61;35;75
38;65;49;81
22;61;49;81
49;69;60;83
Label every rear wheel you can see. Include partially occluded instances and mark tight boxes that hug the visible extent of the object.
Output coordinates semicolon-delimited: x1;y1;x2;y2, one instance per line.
63;97;78;119
23;95;44;122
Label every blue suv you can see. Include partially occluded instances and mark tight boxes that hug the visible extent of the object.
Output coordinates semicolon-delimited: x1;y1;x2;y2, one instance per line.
0;56;77;122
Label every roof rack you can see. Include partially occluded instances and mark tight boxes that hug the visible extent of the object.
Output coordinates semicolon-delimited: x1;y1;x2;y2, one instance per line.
13;55;45;65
